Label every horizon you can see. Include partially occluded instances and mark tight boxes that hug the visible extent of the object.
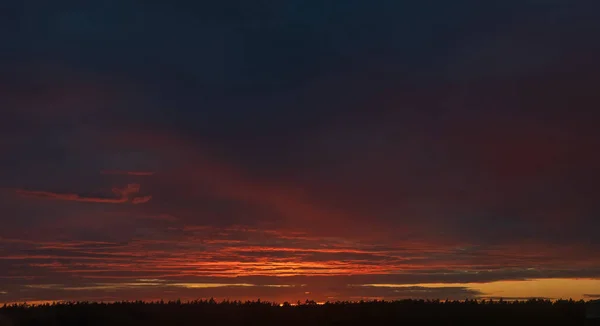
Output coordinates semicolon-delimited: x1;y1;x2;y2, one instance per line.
2;1;600;304
4;295;599;307
3;278;600;305
1;297;594;326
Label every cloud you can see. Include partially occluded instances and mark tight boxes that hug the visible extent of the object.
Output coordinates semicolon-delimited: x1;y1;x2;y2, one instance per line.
132;214;178;222
132;196;152;204
15;190;128;204
2;223;600;302
111;184;141;197
101;170;156;176
2;223;599;288
15;184;150;205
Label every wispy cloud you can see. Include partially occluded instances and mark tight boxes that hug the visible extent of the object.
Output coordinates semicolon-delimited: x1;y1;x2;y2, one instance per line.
101;170;156;176
132;195;152;204
15;184;151;205
133;214;178;221
15;190;129;204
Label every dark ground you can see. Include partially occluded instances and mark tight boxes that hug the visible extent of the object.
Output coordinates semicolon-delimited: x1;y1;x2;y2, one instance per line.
0;299;592;325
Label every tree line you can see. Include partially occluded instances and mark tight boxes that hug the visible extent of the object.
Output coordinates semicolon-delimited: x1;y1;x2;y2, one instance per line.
0;298;594;325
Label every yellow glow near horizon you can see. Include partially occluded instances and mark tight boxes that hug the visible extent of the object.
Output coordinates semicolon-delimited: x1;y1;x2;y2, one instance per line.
170;283;255;288
360;278;600;300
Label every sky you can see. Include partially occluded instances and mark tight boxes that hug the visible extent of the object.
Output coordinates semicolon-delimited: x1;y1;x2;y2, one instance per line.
1;1;600;304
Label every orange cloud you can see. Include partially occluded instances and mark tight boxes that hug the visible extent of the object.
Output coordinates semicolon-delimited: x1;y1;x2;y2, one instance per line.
15;184;150;205
4;221;600;303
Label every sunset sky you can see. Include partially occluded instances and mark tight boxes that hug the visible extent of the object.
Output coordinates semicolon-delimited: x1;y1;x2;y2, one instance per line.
1;1;600;304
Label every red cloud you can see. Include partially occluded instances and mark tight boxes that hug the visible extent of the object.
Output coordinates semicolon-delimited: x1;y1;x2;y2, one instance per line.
106;131;375;239
132;196;153;205
15;184;151;205
15;190;128;204
111;184;141;197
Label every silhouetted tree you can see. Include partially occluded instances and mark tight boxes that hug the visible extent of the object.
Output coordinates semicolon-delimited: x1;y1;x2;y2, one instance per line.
0;298;590;326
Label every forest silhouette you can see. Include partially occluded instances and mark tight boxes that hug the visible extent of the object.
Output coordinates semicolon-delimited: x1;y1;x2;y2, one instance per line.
1;298;598;325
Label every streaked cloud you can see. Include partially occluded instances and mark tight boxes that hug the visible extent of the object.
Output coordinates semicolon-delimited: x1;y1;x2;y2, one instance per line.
132;195;152;204
15;189;129;204
14;184;151;205
100;170;156;176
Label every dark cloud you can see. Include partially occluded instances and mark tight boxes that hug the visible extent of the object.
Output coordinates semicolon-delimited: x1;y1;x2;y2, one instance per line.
14;184;151;205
